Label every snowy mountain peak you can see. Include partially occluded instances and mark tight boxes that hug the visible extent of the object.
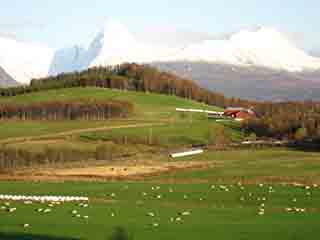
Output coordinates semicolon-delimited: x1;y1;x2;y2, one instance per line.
2;22;320;85
166;27;320;72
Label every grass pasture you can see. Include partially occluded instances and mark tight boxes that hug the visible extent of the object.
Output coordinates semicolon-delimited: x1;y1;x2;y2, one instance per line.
0;87;319;240
0;87;221;121
0;149;320;240
80;119;242;147
0;180;319;240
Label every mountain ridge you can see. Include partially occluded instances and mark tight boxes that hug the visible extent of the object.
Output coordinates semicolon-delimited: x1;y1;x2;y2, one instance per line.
0;20;320;101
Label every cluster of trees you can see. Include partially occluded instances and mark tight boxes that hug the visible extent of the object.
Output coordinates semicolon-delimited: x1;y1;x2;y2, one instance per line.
0;100;133;120
0;144;117;171
0;64;228;108
0;63;319;140
242;101;320;140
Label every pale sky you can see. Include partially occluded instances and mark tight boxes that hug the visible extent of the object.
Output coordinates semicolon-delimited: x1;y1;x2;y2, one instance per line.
0;0;319;52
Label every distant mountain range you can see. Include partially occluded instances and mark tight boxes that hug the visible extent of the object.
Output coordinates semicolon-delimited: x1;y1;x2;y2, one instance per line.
154;62;320;101
0;20;319;100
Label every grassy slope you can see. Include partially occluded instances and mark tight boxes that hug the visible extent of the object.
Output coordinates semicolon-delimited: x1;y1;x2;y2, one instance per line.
80;119;242;147
0;87;243;148
0;87;226;141
0;87;221;119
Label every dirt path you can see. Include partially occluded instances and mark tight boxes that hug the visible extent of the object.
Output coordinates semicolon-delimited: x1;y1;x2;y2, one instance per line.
0;122;166;145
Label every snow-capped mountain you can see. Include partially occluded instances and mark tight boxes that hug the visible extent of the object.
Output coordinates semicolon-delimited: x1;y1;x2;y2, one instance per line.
1;19;320;100
0;36;54;84
62;21;320;73
165;27;320;72
88;20;175;67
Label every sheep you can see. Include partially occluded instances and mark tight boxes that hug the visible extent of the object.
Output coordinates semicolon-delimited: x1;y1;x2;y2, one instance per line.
147;212;155;217
43;208;52;213
152;223;159;227
180;211;191;216
8;207;17;213
23;224;30;228
72;210;78;215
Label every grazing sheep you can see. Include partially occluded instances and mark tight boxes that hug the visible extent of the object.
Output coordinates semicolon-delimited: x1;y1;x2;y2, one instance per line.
23;224;30;228
147;212;155;217
180;211;191;216
8;208;17;213
43;208;52;213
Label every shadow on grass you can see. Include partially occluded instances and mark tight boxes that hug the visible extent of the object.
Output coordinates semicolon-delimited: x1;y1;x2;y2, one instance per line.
0;233;81;240
287;140;320;152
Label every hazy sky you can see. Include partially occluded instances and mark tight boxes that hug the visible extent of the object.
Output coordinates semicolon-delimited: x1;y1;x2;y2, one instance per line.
1;0;319;52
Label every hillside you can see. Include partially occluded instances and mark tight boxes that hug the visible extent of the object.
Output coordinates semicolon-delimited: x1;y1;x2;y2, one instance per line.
154;61;320;101
0;87;221;120
0;87;240;170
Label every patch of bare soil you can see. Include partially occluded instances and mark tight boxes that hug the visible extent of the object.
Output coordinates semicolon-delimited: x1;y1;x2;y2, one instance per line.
0;161;213;182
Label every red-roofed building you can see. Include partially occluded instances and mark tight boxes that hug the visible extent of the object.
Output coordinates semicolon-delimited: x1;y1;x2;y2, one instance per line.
224;107;257;121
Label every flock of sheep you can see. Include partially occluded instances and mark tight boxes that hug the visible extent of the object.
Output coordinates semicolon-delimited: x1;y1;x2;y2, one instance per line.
0;182;318;230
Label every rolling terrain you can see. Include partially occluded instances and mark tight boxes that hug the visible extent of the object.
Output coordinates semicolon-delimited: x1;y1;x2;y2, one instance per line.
0;84;319;240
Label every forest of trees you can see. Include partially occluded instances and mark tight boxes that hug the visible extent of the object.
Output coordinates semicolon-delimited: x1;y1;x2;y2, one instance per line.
0;100;133;120
0;63;320;140
0;144;119;171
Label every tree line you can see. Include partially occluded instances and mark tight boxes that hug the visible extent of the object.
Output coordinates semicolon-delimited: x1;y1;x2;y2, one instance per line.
0;63;319;140
0;144;119;171
0;100;133;120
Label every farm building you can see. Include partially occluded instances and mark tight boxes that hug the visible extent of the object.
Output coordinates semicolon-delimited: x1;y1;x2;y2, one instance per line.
223;107;257;121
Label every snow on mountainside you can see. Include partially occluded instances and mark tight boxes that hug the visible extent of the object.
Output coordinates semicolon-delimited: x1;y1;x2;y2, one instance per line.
166;28;320;72
0;37;54;84
84;21;320;72
2;20;320;86
44;20;320;78
89;20;175;67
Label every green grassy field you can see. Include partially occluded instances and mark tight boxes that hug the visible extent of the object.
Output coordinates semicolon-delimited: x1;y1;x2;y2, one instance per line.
0;120;142;140
0;180;319;240
80;119;242;147
0;87;228;142
0;149;320;240
151;149;320;183
0;87;221;120
1;88;318;240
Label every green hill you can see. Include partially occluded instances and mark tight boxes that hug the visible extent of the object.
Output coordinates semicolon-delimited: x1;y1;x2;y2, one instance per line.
0;87;221;120
0;87;242;169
